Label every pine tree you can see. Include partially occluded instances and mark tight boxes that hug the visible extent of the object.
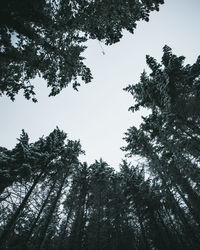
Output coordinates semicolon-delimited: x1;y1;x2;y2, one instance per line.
123;46;200;249
0;0;164;101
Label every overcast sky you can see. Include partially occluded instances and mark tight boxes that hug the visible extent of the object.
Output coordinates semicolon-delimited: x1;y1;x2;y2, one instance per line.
1;0;200;169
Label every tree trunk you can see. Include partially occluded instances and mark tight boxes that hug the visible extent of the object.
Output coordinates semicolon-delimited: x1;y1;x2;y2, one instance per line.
24;180;56;246
165;187;200;249
57;207;73;250
175;184;200;226
0;171;43;248
37;171;68;250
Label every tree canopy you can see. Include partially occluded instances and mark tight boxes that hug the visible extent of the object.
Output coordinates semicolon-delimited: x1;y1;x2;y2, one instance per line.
1;2;200;249
0;0;164;101
1;119;200;249
123;46;200;247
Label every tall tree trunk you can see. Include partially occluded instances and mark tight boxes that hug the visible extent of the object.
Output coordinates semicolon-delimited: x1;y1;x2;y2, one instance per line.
69;189;87;250
165;187;200;249
164;205;186;250
0;171;43;248
170;164;200;223
175;184;200;226
135;206;150;250
156;209;176;250
96;190;102;250
57;207;73;250
37;171;68;250
24;180;56;247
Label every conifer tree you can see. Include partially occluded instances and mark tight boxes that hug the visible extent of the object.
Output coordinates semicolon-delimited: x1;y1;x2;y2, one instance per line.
0;0;164;101
123;46;200;249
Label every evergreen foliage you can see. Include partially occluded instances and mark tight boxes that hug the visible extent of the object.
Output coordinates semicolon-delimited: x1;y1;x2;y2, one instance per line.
1;96;200;250
0;0;163;101
1;3;200;248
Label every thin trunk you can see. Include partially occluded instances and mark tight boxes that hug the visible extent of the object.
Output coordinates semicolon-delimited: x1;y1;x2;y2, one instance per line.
175;184;200;226
149;151;200;242
96;190;102;250
165;188;200;249
164;205;186;250
135;205;150;250
148;207;169;250
156;210;177;250
0;172;43;248
57;207;73;250
138;215;150;250
169;163;200;217
71;192;87;250
37;172;68;250
24;180;56;246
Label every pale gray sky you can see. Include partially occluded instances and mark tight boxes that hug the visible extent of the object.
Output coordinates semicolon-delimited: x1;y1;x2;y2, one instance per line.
1;0;200;169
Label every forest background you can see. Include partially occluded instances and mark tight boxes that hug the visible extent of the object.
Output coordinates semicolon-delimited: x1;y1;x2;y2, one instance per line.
1;0;200;250
1;0;200;168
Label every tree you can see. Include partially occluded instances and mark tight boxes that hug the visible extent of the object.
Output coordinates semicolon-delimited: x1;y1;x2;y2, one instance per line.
0;0;164;101
65;162;89;250
123;46;200;249
0;127;83;248
0;130;32;195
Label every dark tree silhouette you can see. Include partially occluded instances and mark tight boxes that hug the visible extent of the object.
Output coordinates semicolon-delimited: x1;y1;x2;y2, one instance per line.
0;0;164;101
1;47;200;250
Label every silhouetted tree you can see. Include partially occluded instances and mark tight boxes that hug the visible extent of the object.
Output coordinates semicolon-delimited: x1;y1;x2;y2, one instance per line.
123;46;200;249
0;0;164;101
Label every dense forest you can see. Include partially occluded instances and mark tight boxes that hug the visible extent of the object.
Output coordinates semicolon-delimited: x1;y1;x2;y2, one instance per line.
1;47;200;250
1;0;200;250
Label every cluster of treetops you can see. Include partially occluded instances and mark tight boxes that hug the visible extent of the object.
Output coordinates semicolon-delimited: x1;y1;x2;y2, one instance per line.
1;0;200;249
